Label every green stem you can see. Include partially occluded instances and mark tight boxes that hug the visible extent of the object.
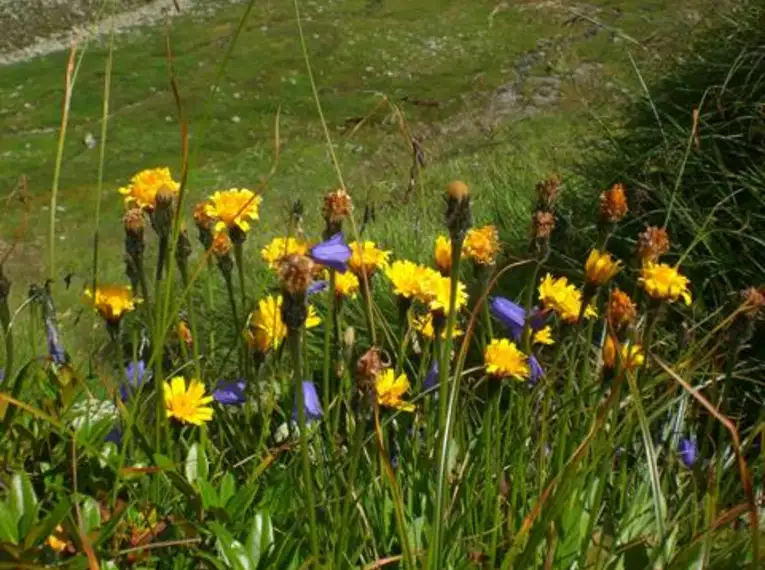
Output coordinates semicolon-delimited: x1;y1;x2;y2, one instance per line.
289;326;321;563
322;270;336;425
233;242;250;380
0;297;13;399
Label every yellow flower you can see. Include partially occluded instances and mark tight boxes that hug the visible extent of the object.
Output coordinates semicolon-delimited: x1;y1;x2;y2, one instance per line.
639;262;692;305
585;249;622;286
385;260;432;299
602;336;645;371
484;338;530;380
375;369;415;412
463;225;499;265
334;271;360;299
163;377;213;426
85;285;140;323
419;273;469;314
46;525;68;553
412;312;464;340
205;189;262;233
434;235;452;275
246;295;321;352
538;274;597;324
261;236;310;270
349;241;391;275
118;167;179;211
533;326;555;346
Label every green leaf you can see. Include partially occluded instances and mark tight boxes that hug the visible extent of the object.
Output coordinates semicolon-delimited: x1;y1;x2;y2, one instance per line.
185;442;209;486
23;496;71;549
153;454;199;501
0;361;34;434
209;522;251;570
228;482;259;523
9;472;38;537
0;502;18;544
80;497;101;533
199;480;219;510
219;473;236;508
246;511;274;568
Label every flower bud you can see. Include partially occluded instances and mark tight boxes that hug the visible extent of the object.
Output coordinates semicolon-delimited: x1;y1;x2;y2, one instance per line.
150;185;176;239
637;225;670;263
278;254;315;297
445;180;473;241
323;187;353;237
535;174;560;210
193;201;215;250
599;183;628;224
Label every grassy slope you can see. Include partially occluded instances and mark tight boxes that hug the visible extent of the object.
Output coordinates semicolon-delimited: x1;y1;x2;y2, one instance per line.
0;0;729;356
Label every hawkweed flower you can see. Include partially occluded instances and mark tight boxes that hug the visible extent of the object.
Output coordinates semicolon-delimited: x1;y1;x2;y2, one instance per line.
177;318;193;346
213;380;246;405
123;207;145;259
585;249;622;288
85;285;140;327
484;338;530;380
349;241;391;276
246;295;320;353
444;180;473;241
413;312;464;340
463;225;499;266
334;271;360;299
531;210;556;243
639;262;692;305
121;360;151;402
533;326;554;346
421;273;469;314
322;187;353;237
434;235;452;275
163;377;213;425
205;188;262;243
293;380;323;422
423;361;439;394
538;274;596;324
607;288;637;331
46;525;69;553
375;369;415;412
309;232;351;272
678;438;698;468
637;225;670;263
261;236;310;270
193;201;216;250
386;261;433;300
602;335;645;371
118;167;179;212
599;183;628;223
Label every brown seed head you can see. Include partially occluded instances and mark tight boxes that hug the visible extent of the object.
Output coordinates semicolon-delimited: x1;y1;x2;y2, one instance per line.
356;347;383;390
322;188;353;224
532;210;556;240
278;254;315;296
446;180;470;202
741;287;765;320
123;208;145;238
193;201;214;231
535;174;560;208
607;288;637;330
155;185;176;209
637;225;670;263
211;232;232;257
599;183;629;223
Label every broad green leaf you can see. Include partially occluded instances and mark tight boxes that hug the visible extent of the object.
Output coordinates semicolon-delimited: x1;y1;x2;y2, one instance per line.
209;522;251;570
153;454;199;501
185;442;209;486
219;473;236;508
9;472;38;537
199;480;219;510
228;482;259;523
0;501;18;544
80;497;101;533
246;511;274;568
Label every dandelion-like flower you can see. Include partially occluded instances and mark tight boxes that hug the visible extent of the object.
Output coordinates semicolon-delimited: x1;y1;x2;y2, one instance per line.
599;183;628;223
585;249;622;286
261;237;310;269
434;235;452;275
349;241;391;276
639;262;692;305
637;225;670;263
335;271;360;299
607;288;637;330
463;224;499;265
118;167;179;211
205;189;262;234
85;285;140;324
46;525;68;553
421;273;469;314
375;369;415;412
385;261;434;300
533;326;554;346
602;335;645;371
538;274;596;323
247;295;320;353
484;338;530;380
163;377;213;425
412;312;464;340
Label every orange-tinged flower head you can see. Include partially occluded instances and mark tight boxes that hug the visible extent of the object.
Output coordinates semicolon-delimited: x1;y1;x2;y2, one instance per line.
211;232;233;257
434;235;452;275
205;189;262;233
463;224;499;265
599;183;628;223
532;210;555;240
741;287;765;320
323;187;353;223
261;236;310;270
163;377;213;425
639;262;692;305
375;369;415;412
535;174;560;208
278;254;315;296
585;249;622;286
193;201;215;231
602;335;645;371
484;338;530;380
85;285;140;323
533;326;555;346
118;167;179;211
607;288;637;330
418;272;469;314
335;271;360;299
637;225;670;263
349;241;391;276
46;525;68;553
538;274;597;324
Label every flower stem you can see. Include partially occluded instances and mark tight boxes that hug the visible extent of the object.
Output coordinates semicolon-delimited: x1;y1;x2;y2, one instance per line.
288;326;321;563
322;269;336;428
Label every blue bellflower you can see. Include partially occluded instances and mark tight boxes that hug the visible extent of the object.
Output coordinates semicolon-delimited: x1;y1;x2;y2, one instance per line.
490;296;547;341
307;280;328;296
121;361;151;402
45;319;66;365
309;233;351;273
213;380;246;405
423;361;439;398
529;355;544;385
678;438;698;468
293;380;323;422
